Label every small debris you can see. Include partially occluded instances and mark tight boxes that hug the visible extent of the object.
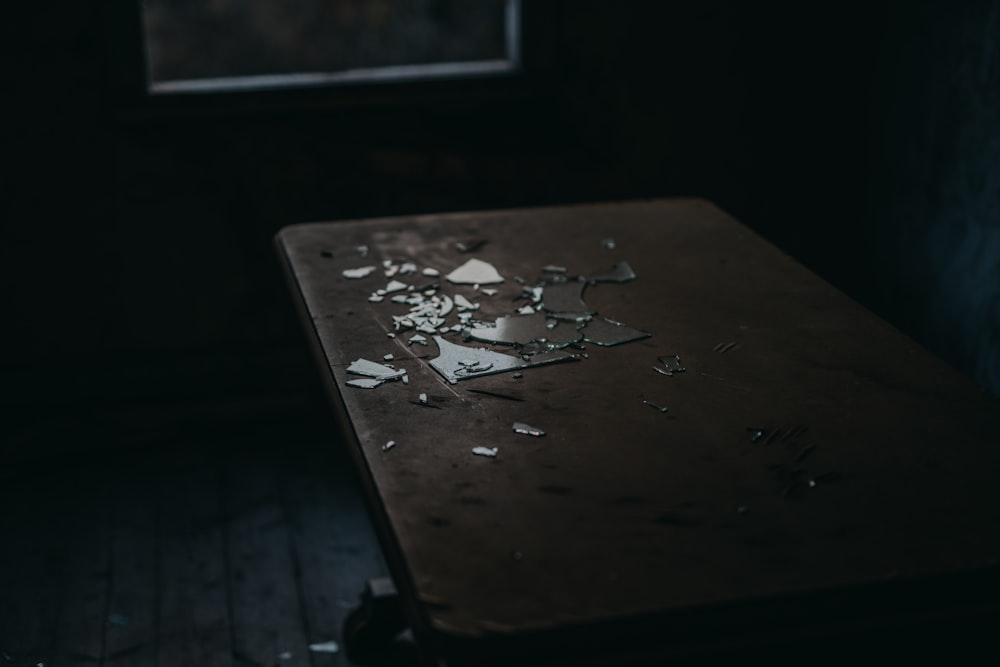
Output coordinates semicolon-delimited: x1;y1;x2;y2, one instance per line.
399;262;417;274
602;238;616;250
480;288;499;296
418;392;428;404
542;265;567;274
422;267;440;277
454;294;479;311
642;400;669;413
356;245;369;257
308;641;340;654
368;294;384;302
383;353;395;361
517;305;536;315
387;332;396;338
590;261;636;283
512;421;545;436
455;238;487;253
747;428;767;443
343;266;377;279
512;372;523;379
382;440;396;451
472;447;498;457
655;355;686;375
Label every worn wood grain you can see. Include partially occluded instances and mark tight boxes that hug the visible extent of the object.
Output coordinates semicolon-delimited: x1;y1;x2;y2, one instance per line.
157;460;232;667
278;445;388;667
104;474;159;667
222;454;311;667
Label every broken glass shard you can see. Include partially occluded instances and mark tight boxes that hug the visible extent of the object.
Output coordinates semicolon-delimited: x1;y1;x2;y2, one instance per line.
356;245;369;257
384;264;399;277
590;261;636;284
368;294;384;303
656;355;686;375
472;446;498;457
383;354;394;361
385;280;408;293
581;318;651;346
512;372;523;379
408;334;428;346
480;288;498;296
513;422;545;437
517;305;536;315
541;280;594;315
347;378;383;389
454;294;478;311
390;295;408;304
418;392;428;404
382;440;396;451
429;335;577;383
542;265;567;274
399;262;417;274
522;285;543;303
343;266;377;279
446;258;503;285
643;400;669;413
465;313;582;349
422;267;440;277
455;239;487;253
347;359;407;381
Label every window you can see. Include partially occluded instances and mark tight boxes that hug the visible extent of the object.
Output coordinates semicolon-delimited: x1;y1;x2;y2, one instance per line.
140;0;520;94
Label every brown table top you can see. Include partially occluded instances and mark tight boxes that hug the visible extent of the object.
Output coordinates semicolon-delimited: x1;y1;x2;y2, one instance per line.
276;199;1000;662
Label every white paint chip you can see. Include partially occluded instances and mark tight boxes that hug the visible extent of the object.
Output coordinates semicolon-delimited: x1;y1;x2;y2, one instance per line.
343;266;377;279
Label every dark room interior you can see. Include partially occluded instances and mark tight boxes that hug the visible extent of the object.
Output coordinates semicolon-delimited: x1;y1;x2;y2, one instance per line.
2;1;999;665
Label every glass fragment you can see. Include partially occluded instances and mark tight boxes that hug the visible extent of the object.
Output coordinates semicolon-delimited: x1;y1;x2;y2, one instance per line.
653;355;685;375
747;428;766;443
418;392;428;404
643;400;668;413
455;239;487;253
344;266;377;279
368;294;384;303
385;280;408;293
512;421;545;436
347;358;407;381
422;267;440;277
465;312;582;349
542;265;567;274
472;446;498;457
429;335;576;383
346;378;383;389
399;262;417;274
446;258;503;285
540;280;593;315
512;372;523;379
590;261;636;283
356;245;369;257
602;238;616;250
581;318;651;346
383;353;394;361
522;286;543;303
408;334;428;346
517;305;536;315
480;288;499;296
454;294;478;311
382;440;396;451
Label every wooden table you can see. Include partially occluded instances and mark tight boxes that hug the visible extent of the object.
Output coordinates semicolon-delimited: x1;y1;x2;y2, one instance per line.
276;199;1000;665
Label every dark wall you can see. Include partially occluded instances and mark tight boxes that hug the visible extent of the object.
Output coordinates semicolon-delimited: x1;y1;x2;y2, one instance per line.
3;2;998;453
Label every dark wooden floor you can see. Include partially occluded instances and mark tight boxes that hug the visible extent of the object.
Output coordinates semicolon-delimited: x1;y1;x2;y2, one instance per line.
0;404;388;667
